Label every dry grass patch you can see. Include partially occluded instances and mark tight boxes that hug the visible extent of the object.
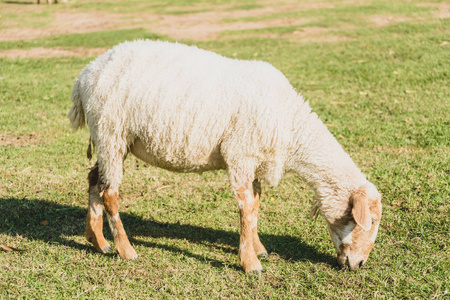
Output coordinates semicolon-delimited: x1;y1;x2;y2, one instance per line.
369;15;425;26
0;11;145;41
0;132;43;147
159;14;313;41
0;0;447;42
417;2;450;19
0;47;107;57
232;26;353;42
0;2;332;42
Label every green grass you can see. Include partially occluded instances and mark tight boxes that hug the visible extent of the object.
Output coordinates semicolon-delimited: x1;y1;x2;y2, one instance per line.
222;0;437;30
1;0;449;298
224;0;436;22
65;0;259;14
226;4;263;11
0;29;166;51
220;25;300;37
0;10;53;30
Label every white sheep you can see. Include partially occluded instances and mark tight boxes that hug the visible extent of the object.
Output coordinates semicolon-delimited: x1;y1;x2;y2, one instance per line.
69;40;382;273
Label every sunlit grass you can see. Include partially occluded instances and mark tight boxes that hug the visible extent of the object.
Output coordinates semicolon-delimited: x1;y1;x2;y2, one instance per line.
0;0;448;298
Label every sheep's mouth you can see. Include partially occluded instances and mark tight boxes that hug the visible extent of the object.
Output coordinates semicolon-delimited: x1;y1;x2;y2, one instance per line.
337;255;366;271
349;258;366;270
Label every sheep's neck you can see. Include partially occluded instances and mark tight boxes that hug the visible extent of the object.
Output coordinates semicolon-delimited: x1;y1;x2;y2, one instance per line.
287;109;366;219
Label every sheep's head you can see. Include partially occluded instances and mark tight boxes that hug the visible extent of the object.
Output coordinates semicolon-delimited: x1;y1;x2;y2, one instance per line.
325;183;382;270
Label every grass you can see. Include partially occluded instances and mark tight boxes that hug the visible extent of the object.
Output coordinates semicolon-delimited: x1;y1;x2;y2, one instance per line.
1;0;449;298
0;29;166;51
222;0;436;23
220;25;300;36
64;0;259;14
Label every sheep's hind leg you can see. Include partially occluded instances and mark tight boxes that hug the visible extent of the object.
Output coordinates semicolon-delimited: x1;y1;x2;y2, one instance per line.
252;180;268;258
102;187;138;260
85;163;112;253
95;131;138;260
234;182;263;274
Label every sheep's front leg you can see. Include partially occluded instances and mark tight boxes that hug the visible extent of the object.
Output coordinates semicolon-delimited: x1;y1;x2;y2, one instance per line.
103;188;138;260
85;165;111;253
252;180;268;257
235;184;263;274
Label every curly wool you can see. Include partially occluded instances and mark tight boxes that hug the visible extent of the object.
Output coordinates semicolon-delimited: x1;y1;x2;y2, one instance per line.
69;40;370;223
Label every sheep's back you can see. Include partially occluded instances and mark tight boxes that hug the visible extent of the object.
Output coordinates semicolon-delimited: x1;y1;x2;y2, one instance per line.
79;40;299;174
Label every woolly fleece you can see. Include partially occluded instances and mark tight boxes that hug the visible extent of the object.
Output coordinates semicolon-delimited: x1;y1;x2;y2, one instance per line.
69;40;374;225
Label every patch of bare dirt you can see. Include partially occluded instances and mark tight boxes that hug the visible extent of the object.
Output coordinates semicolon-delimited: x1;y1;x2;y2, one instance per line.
2;1;443;45
153;14;313;41
417;2;450;19
291;27;352;42
0;11;135;41
118;3;332;41
0;3;325;42
0;47;107;58
236;27;352;43
370;15;421;26
0;132;42;147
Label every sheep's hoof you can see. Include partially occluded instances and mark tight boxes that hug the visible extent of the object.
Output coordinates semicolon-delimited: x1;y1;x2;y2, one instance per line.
116;243;139;260
101;245;113;254
257;251;268;258
242;259;263;275
118;251;139;260
120;249;139;261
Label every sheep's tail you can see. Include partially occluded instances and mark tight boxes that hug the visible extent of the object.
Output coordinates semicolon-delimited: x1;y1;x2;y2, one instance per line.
68;78;86;130
68;79;95;160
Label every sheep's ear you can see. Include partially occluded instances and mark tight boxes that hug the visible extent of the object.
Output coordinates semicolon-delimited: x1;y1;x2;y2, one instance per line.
351;192;372;231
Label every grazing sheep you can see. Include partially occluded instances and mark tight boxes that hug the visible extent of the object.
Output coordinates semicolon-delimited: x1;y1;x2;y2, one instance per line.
69;40;382;273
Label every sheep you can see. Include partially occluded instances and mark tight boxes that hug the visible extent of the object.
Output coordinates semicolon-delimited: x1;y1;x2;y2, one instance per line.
68;40;382;274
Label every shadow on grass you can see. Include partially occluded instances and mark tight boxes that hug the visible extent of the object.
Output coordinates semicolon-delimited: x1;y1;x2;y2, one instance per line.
0;197;336;269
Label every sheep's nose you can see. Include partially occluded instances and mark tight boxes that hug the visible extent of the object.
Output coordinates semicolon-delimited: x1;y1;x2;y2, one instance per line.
348;259;365;271
358;260;364;268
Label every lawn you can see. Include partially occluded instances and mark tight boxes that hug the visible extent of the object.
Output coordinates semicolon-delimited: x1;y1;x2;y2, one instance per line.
0;0;449;298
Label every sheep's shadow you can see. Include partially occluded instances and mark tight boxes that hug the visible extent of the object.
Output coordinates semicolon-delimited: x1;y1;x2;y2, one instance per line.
0;197;336;269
